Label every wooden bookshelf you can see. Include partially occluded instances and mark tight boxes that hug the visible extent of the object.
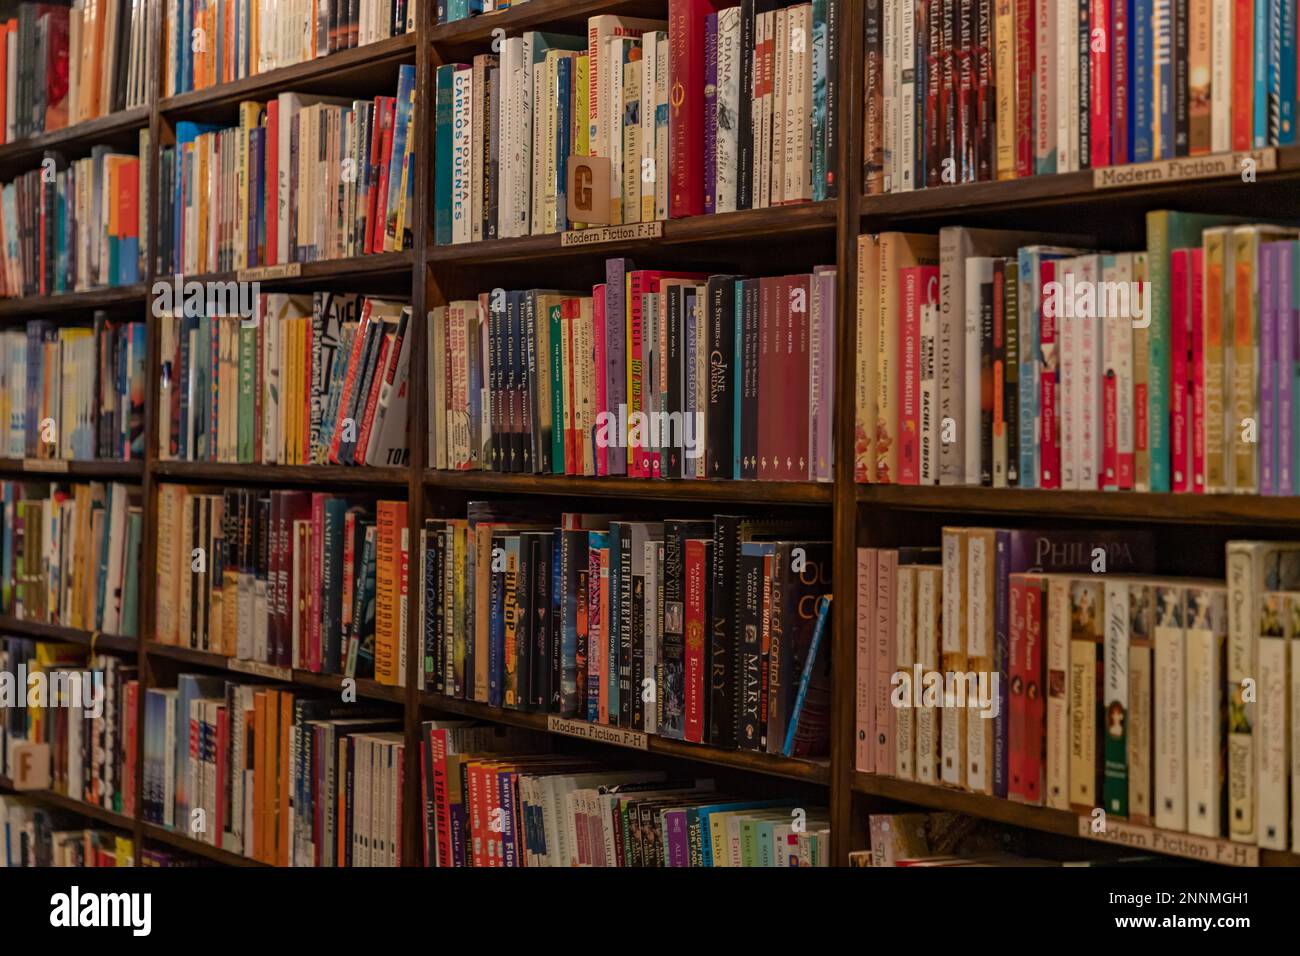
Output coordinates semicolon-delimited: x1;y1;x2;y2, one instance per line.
0;776;136;832
0;617;139;656
4;0;1294;872
0;459;145;480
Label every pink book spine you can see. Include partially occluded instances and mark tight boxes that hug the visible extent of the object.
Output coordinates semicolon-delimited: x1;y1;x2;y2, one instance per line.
1059;261;1077;490
593;284;609;477
1038;260;1061;488
1170;249;1190;493
898;267;923;484
627;275;648;478
1260;244;1278;495
856;548;876;773
1191;248;1207;494
1278;244;1294;496
309;493;324;673
1077;258;1101;490
873;548;897;776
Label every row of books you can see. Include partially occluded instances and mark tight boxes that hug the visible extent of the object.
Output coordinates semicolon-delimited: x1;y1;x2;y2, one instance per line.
0;139;147;299
863;0;1297;195
0;481;144;637
144;674;406;866
429;260;837;481
419;504;833;756
0;804;140;867
418;722;832;866
854;216;1300;493
153;486;410;686
157;294;412;468
0;318;146;463
0;640;138;819
0;0;154;143
858;530;1300;850
158;65;417;276
164;0;416;97
433;1;841;244
436;0;518;23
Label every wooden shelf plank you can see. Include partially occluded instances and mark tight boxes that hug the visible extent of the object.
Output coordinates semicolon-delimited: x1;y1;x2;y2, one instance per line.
421;694;831;785
430;0;666;49
425;470;833;505
426;202;838;265
0;458;145;481
139;822;270;867
0;617;139;655
144;642;408;704
0;777;136;831
154;461;410;488
852;773;1300;867
160;34;417;117
857;482;1300;525
0;283;147;320
0;106;151;172
153;250;414;289
859;146;1300;221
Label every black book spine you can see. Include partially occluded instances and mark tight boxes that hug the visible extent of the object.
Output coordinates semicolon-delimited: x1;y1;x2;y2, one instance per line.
551;530;568;712
575;564;588;720
737;548;765;749
979;270;994;486
1173;0;1189;156
706;276;736;479
823;0;840;198
631;570;645;730
708;516;739;748
428;528;444;694
617;529;634;727
605;523;621;723
915;0;929;189
515;533;536;710
737;0;756;209
524;292;543;474
666;287;683;478
488;293;503;471
661;523;689;740
1003;260;1020;486
532;532;552;710
486;65;500;240
1077;0;1090;168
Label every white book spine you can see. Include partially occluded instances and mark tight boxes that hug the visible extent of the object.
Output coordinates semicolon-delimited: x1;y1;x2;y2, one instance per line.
938;229;965;484
655;36;670;220
1077;255;1102;490
1059;260;1078;489
1056;0;1074;172
451;68;473;245
898;0;916;192
1257;593;1289;849
920;299;939;484
940;530;966;788
882;0;897;193
640;34;659;223
895;565;916;780
965;534;991;794
1154;584;1187;831
1034;0;1057;172
1226;543;1258;842
1185;586;1225;837
915;567;941;784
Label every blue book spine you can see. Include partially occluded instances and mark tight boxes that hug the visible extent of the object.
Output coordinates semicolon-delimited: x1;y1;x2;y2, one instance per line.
556;56;573;230
488;538;505;707
385;65;417;244
1277;0;1297;144
1256;0;1273;146
1132;0;1153;161
1017;250;1039;489
606;523;621;722
587;531;608;723
1154;0;1173;158
812;0;829;200
782;595;831;756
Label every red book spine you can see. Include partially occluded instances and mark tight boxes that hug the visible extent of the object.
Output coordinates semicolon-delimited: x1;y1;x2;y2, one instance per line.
1190;247;1206;493
993;265;1006;481
757;277;777;480
1103;338;1118;489
370;98;397;254
668;0;717;218
266;101;279;265
428;729;453;867
1170;249;1190;492
1089;0;1112;167
1023;576;1046;805
627;275;648;477
1231;0;1253;150
1111;0;1129;164
309;493;324;672
1014;0;1035;177
683;538;709;744
957;0;976;181
356;332;394;463
1039;260;1061;488
899;267;923;484
593;285;608;477
1008;575;1027;801
328;303;373;463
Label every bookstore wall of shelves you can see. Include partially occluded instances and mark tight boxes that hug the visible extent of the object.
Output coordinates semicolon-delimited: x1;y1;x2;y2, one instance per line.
2;0;1299;870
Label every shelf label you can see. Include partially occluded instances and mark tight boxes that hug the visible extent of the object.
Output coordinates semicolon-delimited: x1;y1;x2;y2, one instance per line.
237;263;302;282
560;221;664;248
23;458;69;473
1077;816;1260;866
1093;148;1277;189
227;658;292;681
547;715;649;750
6;741;51;790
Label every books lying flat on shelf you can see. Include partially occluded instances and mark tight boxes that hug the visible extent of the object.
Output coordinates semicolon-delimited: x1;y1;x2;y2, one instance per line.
858;529;1300;851
143;676;405;866
0;0;155;142
420;503;832;757
429;262;837;481
158;65;417;274
863;0;1296;195
0;641;138;820
419;722;833;866
433;1;841;243
156;293;412;467
0;136;148;298
0;317;146;462
152;486;410;686
0;796;145;867
163;0;416;96
855;219;1300;495
0;481;144;636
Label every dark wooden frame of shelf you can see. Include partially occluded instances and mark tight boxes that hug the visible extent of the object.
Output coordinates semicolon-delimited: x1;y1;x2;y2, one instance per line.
4;0;1294;870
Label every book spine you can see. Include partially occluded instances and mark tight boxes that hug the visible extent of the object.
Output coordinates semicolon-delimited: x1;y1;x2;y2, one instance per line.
1090;0;1112;167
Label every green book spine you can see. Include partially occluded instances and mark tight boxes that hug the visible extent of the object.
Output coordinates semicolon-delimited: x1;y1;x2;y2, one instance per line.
119;511;143;637
434;66;455;245
549;302;565;474
1145;210;1239;492
238;324;256;462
